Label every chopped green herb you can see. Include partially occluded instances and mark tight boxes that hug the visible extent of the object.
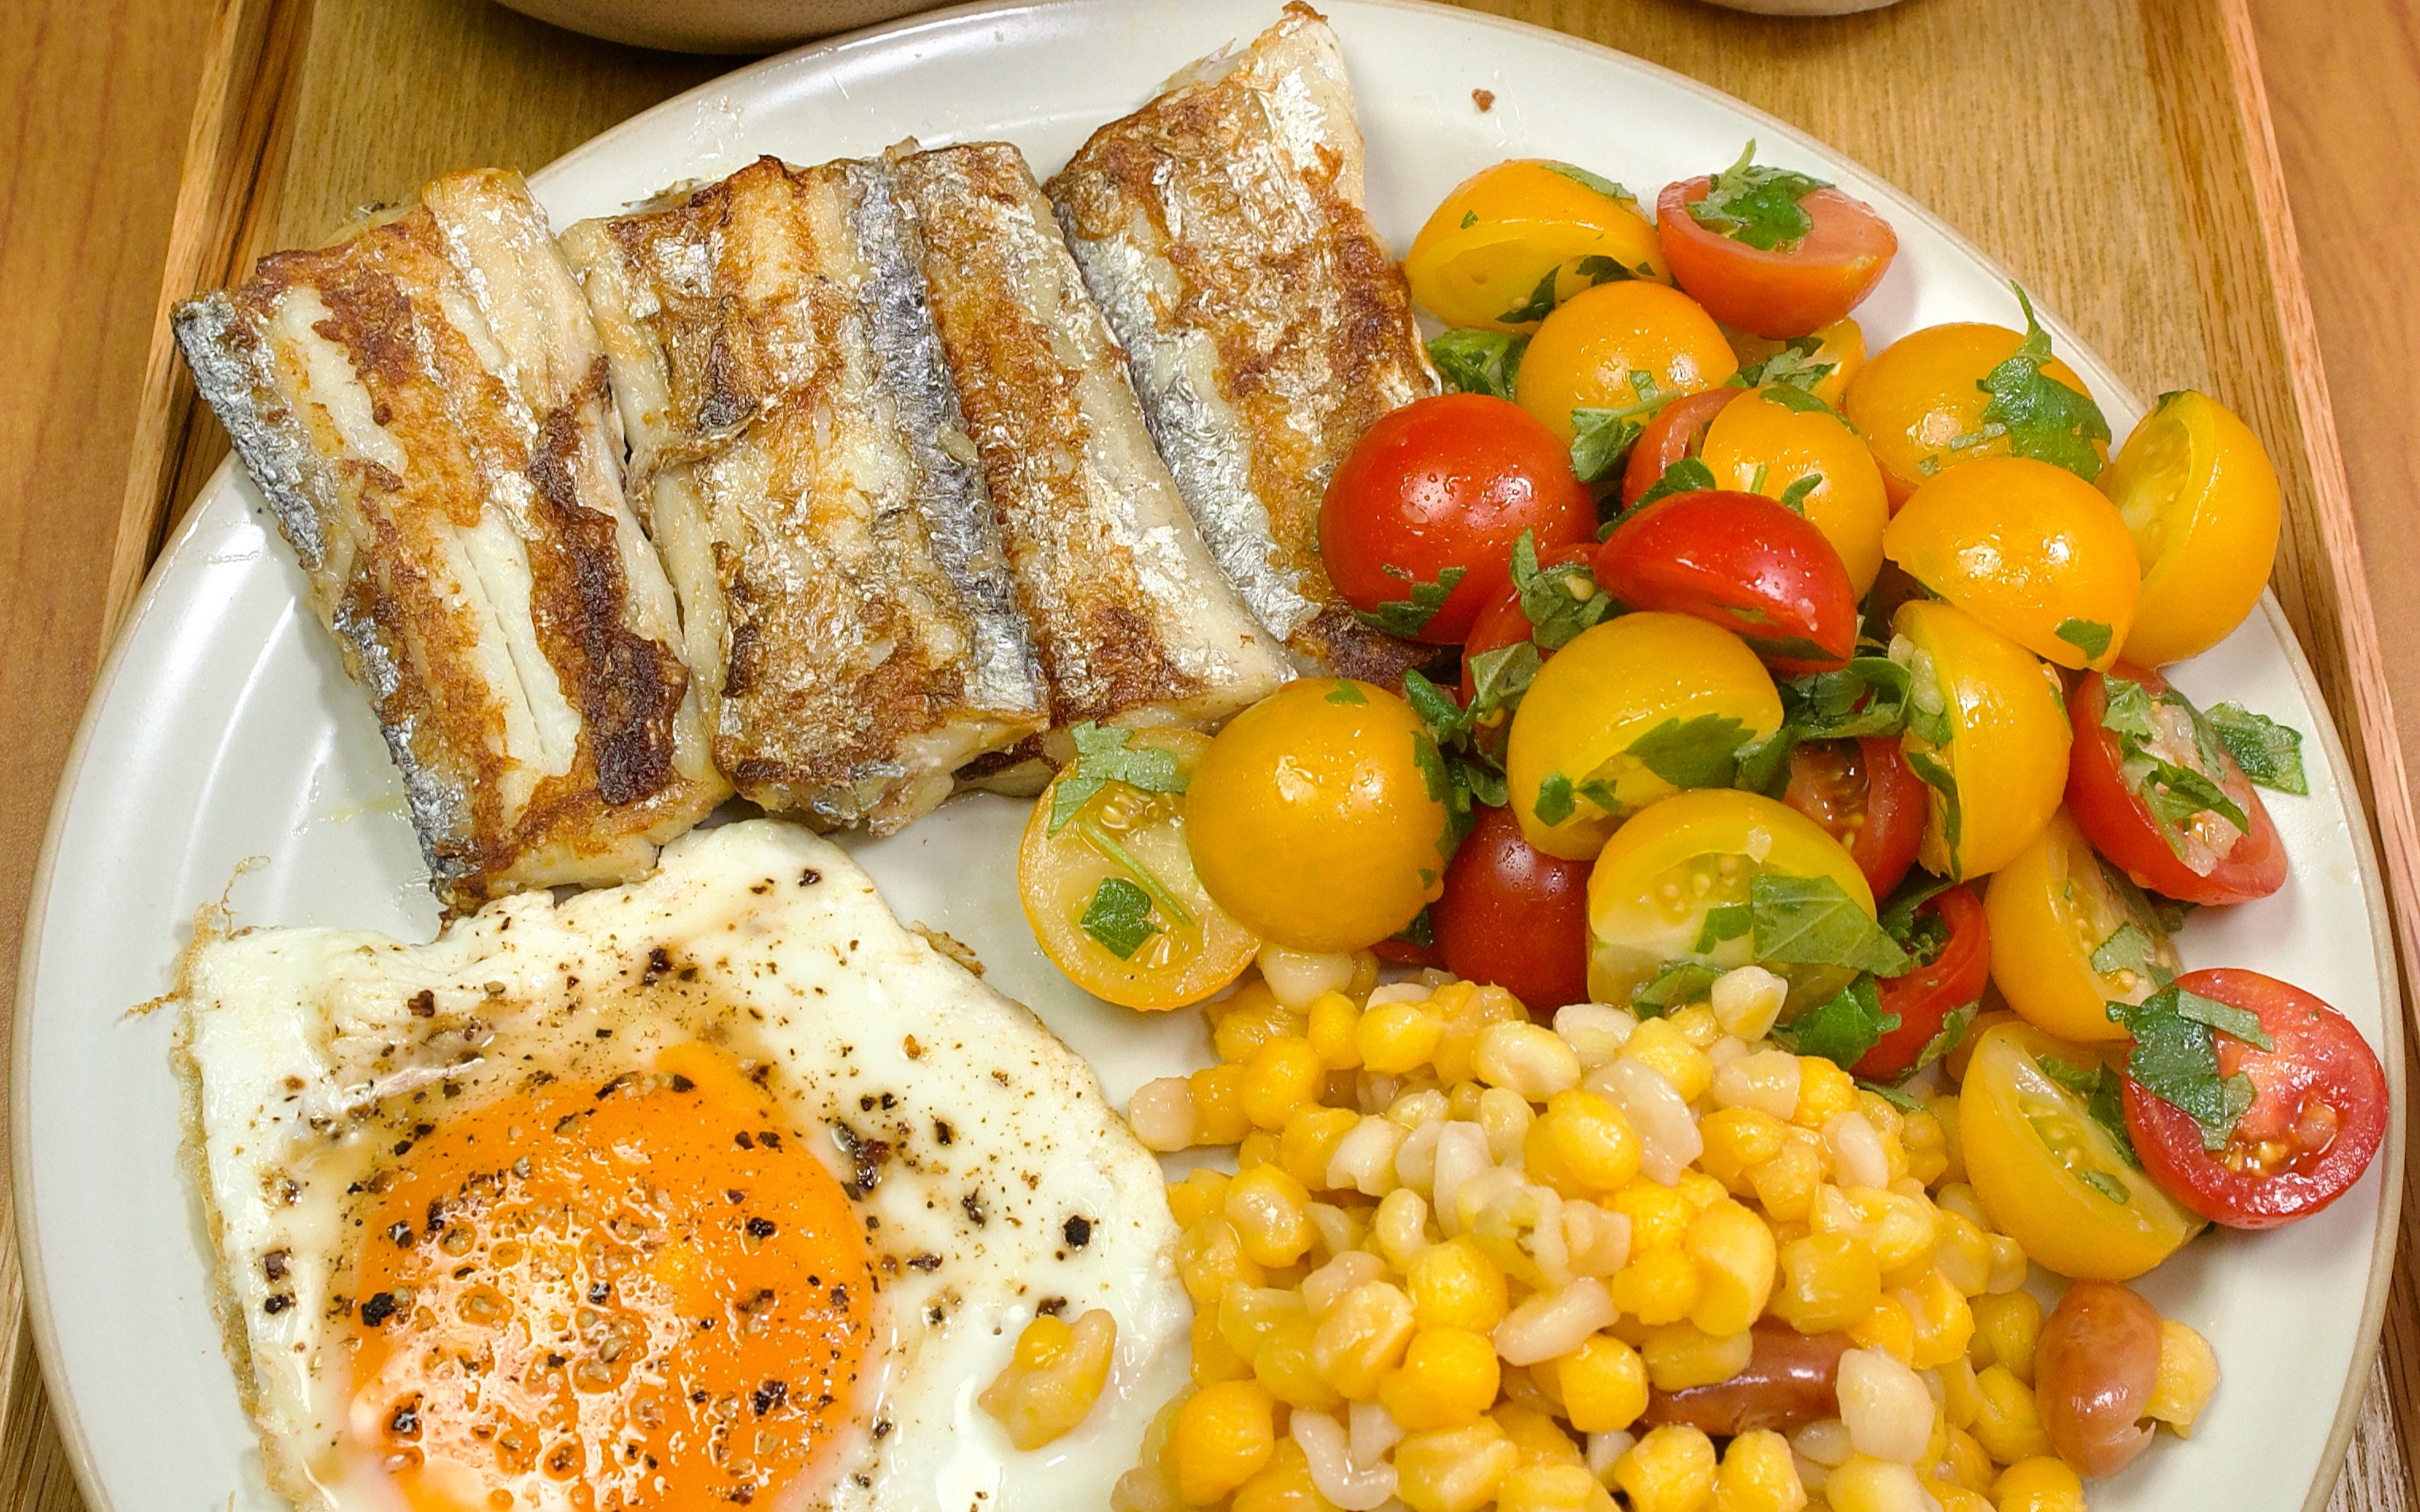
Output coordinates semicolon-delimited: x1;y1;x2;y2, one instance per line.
1877;873;1957;948
1914;1002;1980;1072
1731;725;1800;799
2108;987;2264;1151
1773;975;1901;1067
1567;370;1677;481
2038;1054;2140;1166
1860;1079;1926;1113
1633;960;1724;1015
1686;141;1832;252
1781;657;1914;740
1325;682;1369;705
1631;456;1720;512
1755;382;1838;417
1975;285;2112;481
1510;530;1615;649
1542;161;1635;202
1461;760;1508;808
1394;905;1437;950
1733;335;1836;394
1359;564;1467;638
1050;722;1189;833
1535;771;1576;826
2088;921;2174;989
1500;267;1564;325
1623;713;1753;790
1402;668;1472;746
1460;210;1479;229
1080;878;1160;960
1693;902;1753;954
2077;1169;2131;1203
2056;618;2112;661
1751;873;1913;975
1904;750;1963;873
2169;987;2275;1051
1776;473;1824;514
1573;254;1637;287
1429;329;1529;400
1465;641;1542;727
2206;703;2307;795
2038;1054;2102;1097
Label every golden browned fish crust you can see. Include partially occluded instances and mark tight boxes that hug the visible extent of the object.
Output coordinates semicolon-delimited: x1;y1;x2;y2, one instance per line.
1047;2;1441;687
173;169;726;913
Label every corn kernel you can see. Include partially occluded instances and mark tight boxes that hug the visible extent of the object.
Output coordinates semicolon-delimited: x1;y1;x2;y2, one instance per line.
1381;1326;1502;1430
1239;1129;1282;1171
1794;1056;1859;1126
1227;1165;1316;1267
1983;1235;2030;1295
1499;1462;1618;1512
1848;1297;1916;1363
1375;1188;1433;1268
1253;1310;1343;1410
1924;1476;1993;1512
1396;1420;1520;1512
1278;1106;1361;1193
2147;1317;2219;1436
1813;1186;1939;1274
1171;1378;1277;1504
1477;1020;1584;1099
1626;1018;1713;1104
1835;1347;1933;1464
1675;1170;1728;1212
1613;1423;1719;1512
1931;1212;1992;1297
1822;1456;1933;1512
1191;1064;1254;1146
1177;1216;1266;1306
979;1308;1117;1449
1967;1291;2042;1384
1359;1001;1446;1075
1526;1089;1643;1199
1901;1109;1950;1188
1615;1178;1693;1252
1130;1076;1203;1152
1643;1321;1755;1392
1495;1402;1587;1467
1610;1246;1703;1327
1243;1036;1327;1131
1168;1169;1231;1229
1712;1047;1802;1120
1261;944;1357;1009
1711;965;1789;1040
1937;1356;1982;1431
1713;1428;1805;1512
1217;992;1306;1069
1228;1438;1327;1512
1409;1235;1510;1332
1191;1308;1250;1385
1991;1456;2085;1512
1768;1232;1882;1335
1557;1333;1650;1433
1750;1132;1827;1222
1686;1200;1777;1336
1447;1079;1487;1122
1699;1107;1788;1194
1968;1364;2052;1464
1429;982;1490;1085
1557;1002;1640;1068
1895;1270;1974;1370
1219;1284;1304;1359
1940;1425;1991;1491
1313;1280;1416;1398
1668;1002;1721;1047
1306;990;1363;1070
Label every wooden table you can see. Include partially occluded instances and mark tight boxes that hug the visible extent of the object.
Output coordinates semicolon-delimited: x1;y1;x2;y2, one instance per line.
6;0;2418;1506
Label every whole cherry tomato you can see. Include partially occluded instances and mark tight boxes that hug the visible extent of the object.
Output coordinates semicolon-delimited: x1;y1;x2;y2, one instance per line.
1655;161;1898;339
2065;666;2286;906
2122;968;2388;1229
1619;386;1743;506
1433;803;1594;1014
1515;281;1739;451
1725;317;1867;409
1781;735;1927;900
1457;543;1599;754
1855;884;1990;1081
1844;322;2106;507
1698;386;1891;596
1596;490;1857;673
1320;393;1596;645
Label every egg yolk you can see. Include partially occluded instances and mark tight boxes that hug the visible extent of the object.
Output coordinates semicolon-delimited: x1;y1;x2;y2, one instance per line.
343;1041;875;1510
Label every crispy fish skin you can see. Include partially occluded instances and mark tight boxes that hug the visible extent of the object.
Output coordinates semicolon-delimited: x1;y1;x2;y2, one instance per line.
890;142;1291;731
1045;2;1441;685
172;169;727;913
562;157;1048;832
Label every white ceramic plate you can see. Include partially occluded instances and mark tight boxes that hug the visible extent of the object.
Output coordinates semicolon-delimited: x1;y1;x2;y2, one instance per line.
16;2;2403;1507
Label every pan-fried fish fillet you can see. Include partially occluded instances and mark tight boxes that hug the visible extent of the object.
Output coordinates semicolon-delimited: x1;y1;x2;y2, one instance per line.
1046;2;1441;685
890;142;1290;731
171;169;727;913
562;157;1049;832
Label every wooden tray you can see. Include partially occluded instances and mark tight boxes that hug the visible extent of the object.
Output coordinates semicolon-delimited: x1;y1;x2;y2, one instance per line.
17;0;2416;1506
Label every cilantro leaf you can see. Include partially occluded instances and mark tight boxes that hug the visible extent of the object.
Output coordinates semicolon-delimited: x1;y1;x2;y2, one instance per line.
1773;975;1901;1068
1693;902;1753;955
1904;749;1963;873
1632;456;1719;512
1633;960;1724;1016
1686;141;1832;252
1402;668;1472;746
1466;641;1541;727
1914;1002;1980;1072
1624;713;1752;790
1510;530;1615;649
1781;657;1914;739
1541;161;1635;203
1976;284;2112;481
2207;703;2308;795
1500;266;1563;325
2088;921;2174;990
1776;473;1824;514
1429;329;1529;400
1734;335;1836;394
1567;370;1677;481
2108;987;2263;1151
1534;772;1576;826
1325;682;1369;705
1079;878;1160;959
1750;873;1913;975
1731;726;1800;799
1359;564;1467;638
1049;722;1189;833
2055;618;2112;662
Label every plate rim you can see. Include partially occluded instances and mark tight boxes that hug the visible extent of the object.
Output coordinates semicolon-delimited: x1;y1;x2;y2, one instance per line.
14;2;2404;1507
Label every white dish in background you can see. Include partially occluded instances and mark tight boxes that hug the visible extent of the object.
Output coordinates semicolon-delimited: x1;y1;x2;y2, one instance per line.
494;0;937;54
14;2;2400;1509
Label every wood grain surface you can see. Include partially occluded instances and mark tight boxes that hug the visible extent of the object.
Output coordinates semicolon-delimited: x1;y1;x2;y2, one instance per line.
4;0;2415;1508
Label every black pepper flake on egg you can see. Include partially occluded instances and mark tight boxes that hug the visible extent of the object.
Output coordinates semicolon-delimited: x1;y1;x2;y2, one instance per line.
751;1379;788;1416
390;1399;421;1436
874;1420;894;1440
829;1285;850;1308
798;868;822;886
359;1292;401;1327
735;1131;754;1150
386;1221;414;1246
746;1217;777;1239
669;1073;695;1093
1036;1297;1067;1318
261;1250;289;1281
641;947;673;985
409;990;436;1018
588;1281;611;1303
1064;1215;1092;1249
262;1293;293;1315
908;1254;942;1272
961;1191;987;1227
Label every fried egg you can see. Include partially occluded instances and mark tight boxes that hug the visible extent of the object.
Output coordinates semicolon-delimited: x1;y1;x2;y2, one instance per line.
174;819;1187;1511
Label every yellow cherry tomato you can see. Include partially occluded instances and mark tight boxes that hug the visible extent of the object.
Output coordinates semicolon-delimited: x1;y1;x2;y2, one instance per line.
1405;159;1671;333
1843;323;2105;506
1891;600;2072;881
1020;729;1260;1010
1507;613;1783;861
2099;389;2282;666
1698;386;1892;595
1186;679;1448;952
1585;788;1872;1013
1959;1022;2201;1281
1983;810;2182;1043
1515;281;1739;446
1883;456;2140;671
1724;316;1866;409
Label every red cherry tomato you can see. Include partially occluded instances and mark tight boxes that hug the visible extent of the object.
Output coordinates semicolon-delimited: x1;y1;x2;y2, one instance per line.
1656;177;1898;339
1781;736;1927;900
2122;968;2388;1228
2066;666;2287;906
1374;929;1447;969
1320;393;1596;645
1432;803;1593;1014
1456;543;1597;714
1855;884;1991;1080
1619;386;1743;507
1594;490;1856;673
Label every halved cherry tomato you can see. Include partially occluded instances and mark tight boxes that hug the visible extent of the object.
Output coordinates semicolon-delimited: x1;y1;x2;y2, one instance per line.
1698;386;1891;595
1844;323;2106;506
1595;490;1856;673
1725;317;1867;409
1855;884;1989;1080
1620;386;1743;506
1883;456;2139;671
2100;390;2282;666
1507;612;1783;859
1020;728;1260;1009
1891;600;2073;880
1656;173;1898;338
1433;803;1594;1014
1983;810;2179;1043
1320;394;1596;644
1405;159;1672;333
1374;928;1447;970
1584;788;1872;1013
2065;666;2286;905
2122;968;2389;1229
1515;281;1739;449
1782;736;1927;899
1960;1022;2201;1281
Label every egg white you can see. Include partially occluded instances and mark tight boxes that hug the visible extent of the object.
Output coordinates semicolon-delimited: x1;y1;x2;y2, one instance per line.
173;818;1189;1511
